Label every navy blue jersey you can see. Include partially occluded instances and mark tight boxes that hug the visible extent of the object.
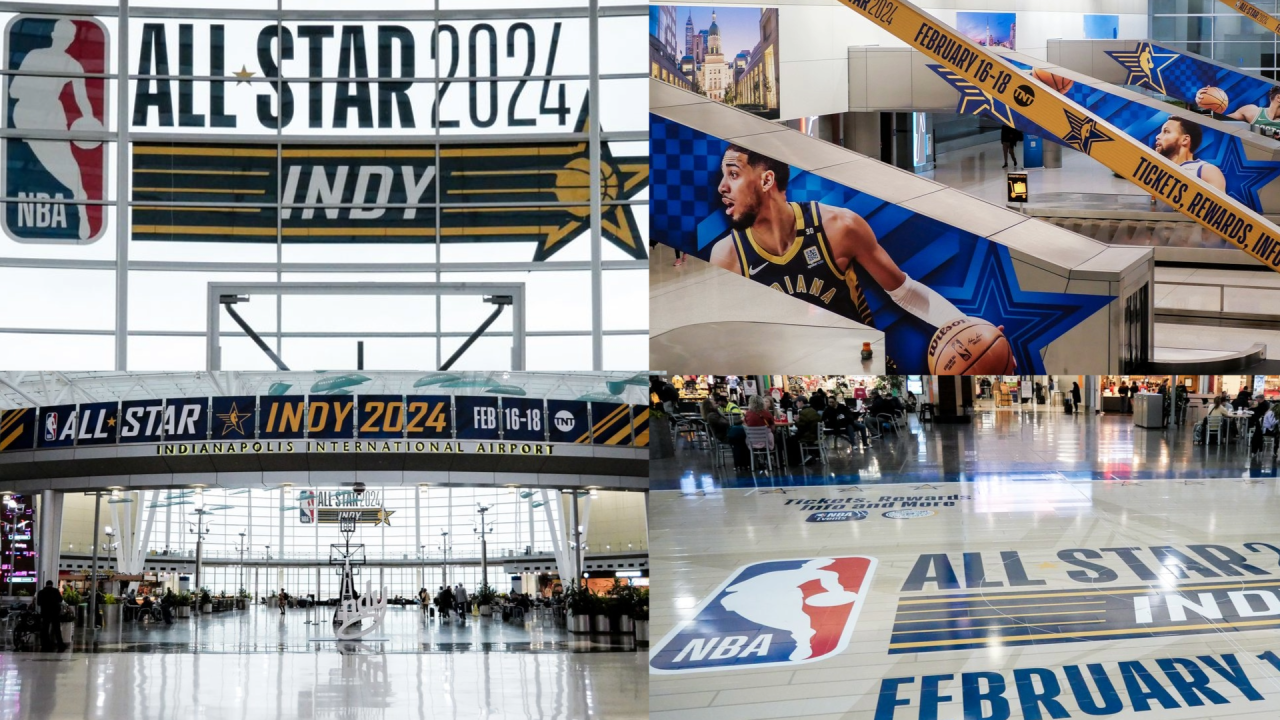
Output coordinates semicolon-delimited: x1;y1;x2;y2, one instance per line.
730;201;875;328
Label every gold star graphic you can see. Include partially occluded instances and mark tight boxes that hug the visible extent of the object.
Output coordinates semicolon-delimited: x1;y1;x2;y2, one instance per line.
216;402;249;436
107;416;116;427
233;65;255;85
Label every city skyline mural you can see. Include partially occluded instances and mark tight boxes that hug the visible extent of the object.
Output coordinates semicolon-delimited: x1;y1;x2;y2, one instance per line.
649;5;780;119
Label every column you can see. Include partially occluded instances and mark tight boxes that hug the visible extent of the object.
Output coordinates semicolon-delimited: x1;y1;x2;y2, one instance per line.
37;490;63;586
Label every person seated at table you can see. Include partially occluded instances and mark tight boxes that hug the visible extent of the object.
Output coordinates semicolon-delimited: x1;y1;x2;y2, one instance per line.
735;395;772;470
1233;388;1253;410
780;393;795;413
1262;404;1280;455
723;396;742;417
794;396;822;464
867;391;897;431
700;395;730;442
839;398;870;448
1249;399;1271;453
1198;396;1234;441
762;395;778;417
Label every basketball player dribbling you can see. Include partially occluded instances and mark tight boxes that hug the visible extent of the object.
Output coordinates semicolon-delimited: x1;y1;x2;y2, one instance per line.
709;144;1013;370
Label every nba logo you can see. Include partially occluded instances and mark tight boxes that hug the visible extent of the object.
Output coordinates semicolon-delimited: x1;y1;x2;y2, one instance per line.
3;16;108;244
299;491;316;524
649;556;876;674
43;411;57;441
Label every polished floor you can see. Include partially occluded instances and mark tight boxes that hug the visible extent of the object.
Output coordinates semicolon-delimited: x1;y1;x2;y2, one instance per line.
34;604;635;654
653;408;1278;491
0;647;645;719
649;477;1280;719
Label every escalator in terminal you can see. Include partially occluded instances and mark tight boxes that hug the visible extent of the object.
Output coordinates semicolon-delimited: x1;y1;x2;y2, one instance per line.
650;79;1148;374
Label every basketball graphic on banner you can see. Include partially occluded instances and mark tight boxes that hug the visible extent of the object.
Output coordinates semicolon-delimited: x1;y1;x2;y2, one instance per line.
1195;86;1229;114
928;318;1017;375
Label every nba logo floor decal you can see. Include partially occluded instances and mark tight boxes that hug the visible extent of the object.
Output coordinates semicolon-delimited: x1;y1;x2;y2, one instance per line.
649;556;877;674
3;15;108;244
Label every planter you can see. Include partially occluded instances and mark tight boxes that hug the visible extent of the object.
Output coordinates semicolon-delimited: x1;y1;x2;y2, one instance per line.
591;613;610;633
103;605;122;629
201;603;213;614
74;604;88;626
60;621;74;645
634;619;649;642
615;614;633;634
176;606;190;618
479;604;492;617
651;414;675;459
567;612;590;634
236;599;247;610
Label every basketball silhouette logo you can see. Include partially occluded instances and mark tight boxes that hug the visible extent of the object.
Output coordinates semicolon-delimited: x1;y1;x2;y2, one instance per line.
1196;87;1229;114
1032;67;1073;94
927;318;1016;375
3;16;108;244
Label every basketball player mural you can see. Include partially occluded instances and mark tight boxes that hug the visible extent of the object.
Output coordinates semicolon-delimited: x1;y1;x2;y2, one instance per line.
1154;116;1226;193
8;19;100;240
710;145;1015;373
1213;86;1280;134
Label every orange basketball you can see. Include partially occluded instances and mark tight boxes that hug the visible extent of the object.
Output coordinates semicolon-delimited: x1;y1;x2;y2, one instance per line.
1196;86;1229;113
1032;67;1073;94
927;318;1017;375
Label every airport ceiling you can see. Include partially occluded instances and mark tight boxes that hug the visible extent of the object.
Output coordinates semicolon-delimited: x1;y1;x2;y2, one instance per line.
0;371;650;409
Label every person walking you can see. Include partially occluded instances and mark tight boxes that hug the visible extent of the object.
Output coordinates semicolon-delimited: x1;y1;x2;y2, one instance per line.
455;584;469;618
36;581;67;652
418;587;429;613
277;588;288;615
436;585;454;621
1071;382;1082;415
1001;125;1022;169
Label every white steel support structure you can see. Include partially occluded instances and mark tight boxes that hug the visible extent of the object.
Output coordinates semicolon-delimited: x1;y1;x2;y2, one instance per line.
205;282;527;371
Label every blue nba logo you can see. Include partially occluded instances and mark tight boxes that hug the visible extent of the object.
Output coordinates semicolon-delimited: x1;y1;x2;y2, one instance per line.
649;556;877;674
3;16;108;244
43;411;57;441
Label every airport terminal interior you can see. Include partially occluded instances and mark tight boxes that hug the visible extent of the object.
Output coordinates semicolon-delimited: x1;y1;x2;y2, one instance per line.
650;373;1280;718
0;370;649;718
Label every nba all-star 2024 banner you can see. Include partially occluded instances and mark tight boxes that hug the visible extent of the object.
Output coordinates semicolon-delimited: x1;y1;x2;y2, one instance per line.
833;0;1280;277
650;115;1113;374
930;59;1280;213
2;15;647;259
0;395;649;453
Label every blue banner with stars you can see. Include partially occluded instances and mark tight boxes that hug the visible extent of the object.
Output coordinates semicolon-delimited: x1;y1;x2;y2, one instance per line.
650;114;1115;374
930;59;1280;213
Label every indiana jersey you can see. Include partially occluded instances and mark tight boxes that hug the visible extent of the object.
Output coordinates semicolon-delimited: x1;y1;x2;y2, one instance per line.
731;201;875;328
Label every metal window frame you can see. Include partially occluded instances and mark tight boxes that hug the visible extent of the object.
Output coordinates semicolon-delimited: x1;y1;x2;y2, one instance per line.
0;0;647;371
205;281;526;370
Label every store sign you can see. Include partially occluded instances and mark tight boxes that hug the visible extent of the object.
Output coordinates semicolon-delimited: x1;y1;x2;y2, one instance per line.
1;396;648;452
0;494;36;591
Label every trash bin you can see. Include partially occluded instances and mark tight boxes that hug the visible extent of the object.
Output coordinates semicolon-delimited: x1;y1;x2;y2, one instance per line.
1023;135;1043;168
1043;140;1062;169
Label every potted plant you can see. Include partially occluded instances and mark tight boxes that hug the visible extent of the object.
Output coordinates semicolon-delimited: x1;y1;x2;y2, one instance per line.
474;584;497;617
607;580;634;634
174;591;192;618
102;593;120;630
199;587;213;614
237;588;250;610
59;601;76;646
562;584;594;634
633;588;649;642
62;586;86;626
590;591;610;634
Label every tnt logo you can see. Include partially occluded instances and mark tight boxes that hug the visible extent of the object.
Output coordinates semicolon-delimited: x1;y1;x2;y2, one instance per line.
649;556;876;674
4;16;108;244
554;410;575;432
